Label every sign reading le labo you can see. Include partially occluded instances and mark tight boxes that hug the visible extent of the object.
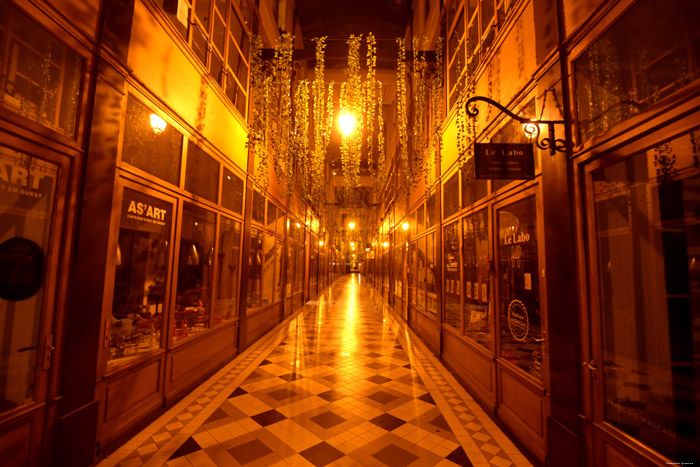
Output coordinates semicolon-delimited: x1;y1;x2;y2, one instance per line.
474;143;535;180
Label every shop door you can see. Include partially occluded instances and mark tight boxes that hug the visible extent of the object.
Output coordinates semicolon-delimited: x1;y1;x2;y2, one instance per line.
584;129;700;466
0;142;70;464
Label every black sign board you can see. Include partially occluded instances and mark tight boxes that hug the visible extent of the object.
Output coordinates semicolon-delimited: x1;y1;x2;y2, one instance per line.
0;237;44;301
474;143;535;180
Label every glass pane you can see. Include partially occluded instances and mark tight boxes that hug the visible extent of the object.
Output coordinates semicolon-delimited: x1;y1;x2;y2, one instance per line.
593;130;700;463
498;196;542;380
409;242;417;307
110;188;171;364
285;241;293;297
122;95;182;185
574;0;700;142
215;217;240;323
444;221;461;330
417;236;426;310
463;209;491;348
0;147;58;407
174;204;215;341
426;233;438;317
191;24;208;65
294;243;303;293
160;0;189;38
275;203;285;233
227;37;241;76
491;99;536;192
417;204;425;234
427;192;437;227
210;52;224;86
0;1;83;138
221;167;244;214
461;159;488;207
228;5;244;45
247;227;262;309
194;0;211;29
480;0;495;35
443;172;460;219
212;10;225;53
274;238;283;302
252;191;265;224
185;141;219;203
266;202;277;233
261;232;275;306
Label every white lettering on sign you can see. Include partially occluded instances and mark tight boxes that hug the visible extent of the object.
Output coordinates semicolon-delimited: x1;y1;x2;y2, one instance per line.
0;161;46;190
127;200;167;221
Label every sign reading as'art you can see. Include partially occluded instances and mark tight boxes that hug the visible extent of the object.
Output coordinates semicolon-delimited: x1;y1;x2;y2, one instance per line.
120;188;172;235
474;143;535;180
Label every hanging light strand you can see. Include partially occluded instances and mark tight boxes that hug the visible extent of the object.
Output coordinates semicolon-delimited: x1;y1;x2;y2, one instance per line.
396;37;409;187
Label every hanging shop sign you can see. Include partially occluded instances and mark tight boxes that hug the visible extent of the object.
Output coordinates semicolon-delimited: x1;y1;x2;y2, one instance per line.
474;143;535;180
121;187;172;235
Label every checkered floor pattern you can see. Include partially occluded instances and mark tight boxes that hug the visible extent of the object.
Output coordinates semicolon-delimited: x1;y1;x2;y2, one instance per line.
99;275;531;466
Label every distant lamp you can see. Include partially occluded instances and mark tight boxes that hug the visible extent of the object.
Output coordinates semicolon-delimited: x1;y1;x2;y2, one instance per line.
383;242;389;248
338;112;356;136
150;113;167;134
350;242;355;247
348;222;356;230
116;244;122;266
319;240;324;246
402;222;409;231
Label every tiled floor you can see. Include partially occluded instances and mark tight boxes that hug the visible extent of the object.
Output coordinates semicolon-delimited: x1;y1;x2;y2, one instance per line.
99;275;532;467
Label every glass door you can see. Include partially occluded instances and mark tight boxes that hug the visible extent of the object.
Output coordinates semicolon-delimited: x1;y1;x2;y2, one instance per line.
586;129;700;465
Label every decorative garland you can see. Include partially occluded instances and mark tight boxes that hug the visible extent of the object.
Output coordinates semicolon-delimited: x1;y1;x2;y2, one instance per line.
395;37;409;189
311;36;330;203
270;33;295;188
412;36;427;188
365;33;377;178
294;79;310;197
340;35;363;188
427;36;444;195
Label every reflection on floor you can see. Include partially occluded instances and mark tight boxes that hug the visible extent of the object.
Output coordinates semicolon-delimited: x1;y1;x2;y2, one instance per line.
99;275;532;466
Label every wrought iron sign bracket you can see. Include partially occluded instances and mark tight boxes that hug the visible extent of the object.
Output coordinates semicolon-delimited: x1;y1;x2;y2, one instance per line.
465;96;567;156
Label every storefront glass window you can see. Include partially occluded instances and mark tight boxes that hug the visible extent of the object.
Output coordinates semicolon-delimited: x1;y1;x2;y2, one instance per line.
252;191;265;224
575;0;700;142
174;204;215;341
426;232;438;317
122;95;182;186
409;242;416;307
221;168;244;214
261;232;275;306
0;1;83;138
443;172;460;219
274;238;283;302
215;216;240;323
444;221;461;330
394;243;404;299
461;159;488;207
285;241;294;297
294;243;303;293
417;236;427;311
498;196;542;380
110;188;171;363
266;202;277;233
247;227;262;309
0;147;58;407
463;209;491;348
185;141;219;203
593;130;700;462
427;192;437;227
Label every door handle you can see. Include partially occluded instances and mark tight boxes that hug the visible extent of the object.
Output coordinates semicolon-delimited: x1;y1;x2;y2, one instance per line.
582;360;598;371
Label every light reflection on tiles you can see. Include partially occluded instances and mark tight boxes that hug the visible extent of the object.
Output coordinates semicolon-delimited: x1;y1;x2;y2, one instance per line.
99;275;531;467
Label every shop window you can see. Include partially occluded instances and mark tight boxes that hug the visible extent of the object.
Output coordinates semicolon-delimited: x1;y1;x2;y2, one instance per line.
251;190;265;224
443;221;461;330
174;203;215;341
185;141;219;203
394;243;405;299
426;232;438;317
285;240;294;297
462;209;491;348
260;232;275;305
215;216;240;322
461;158;488;207
417;204;425;234
274;238;283;302
592;130;700;462
266;202;277;233
294;243;303;293
443;172;460;218
417;236;427;311
122;95;182;186
221;167;244;214
575;0;700;142
0;0;83;138
0;146;58;405
409;242;417;308
426;192;437;227
497;195;542;380
110;188;172;363
247;226;262;309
